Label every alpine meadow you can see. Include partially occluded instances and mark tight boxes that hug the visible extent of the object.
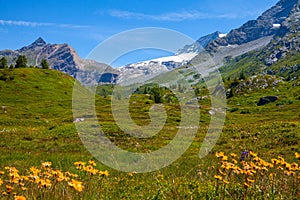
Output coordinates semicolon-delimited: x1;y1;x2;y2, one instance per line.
0;0;300;199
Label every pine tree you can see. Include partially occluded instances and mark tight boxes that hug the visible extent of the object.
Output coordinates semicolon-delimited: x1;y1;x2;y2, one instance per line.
151;86;164;103
0;57;8;69
239;71;246;80
41;59;49;69
15;55;27;68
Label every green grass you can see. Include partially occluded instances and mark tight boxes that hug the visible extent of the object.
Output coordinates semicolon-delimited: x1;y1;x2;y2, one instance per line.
220;49;300;83
0;67;300;199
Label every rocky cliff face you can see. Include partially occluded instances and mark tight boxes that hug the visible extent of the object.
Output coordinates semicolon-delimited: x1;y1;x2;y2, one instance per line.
207;0;298;51
0;38;119;85
189;0;300;75
262;0;300;65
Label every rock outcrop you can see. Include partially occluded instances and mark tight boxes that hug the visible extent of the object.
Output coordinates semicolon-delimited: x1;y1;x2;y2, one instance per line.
257;96;278;106
207;0;298;50
262;0;300;65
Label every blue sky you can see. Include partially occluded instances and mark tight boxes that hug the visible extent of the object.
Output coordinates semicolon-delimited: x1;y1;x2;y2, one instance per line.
0;0;278;66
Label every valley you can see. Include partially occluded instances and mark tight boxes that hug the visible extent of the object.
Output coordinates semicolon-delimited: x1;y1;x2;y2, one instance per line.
0;0;300;199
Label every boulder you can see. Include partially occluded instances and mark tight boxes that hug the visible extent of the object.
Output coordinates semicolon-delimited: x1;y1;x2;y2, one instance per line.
257;96;278;106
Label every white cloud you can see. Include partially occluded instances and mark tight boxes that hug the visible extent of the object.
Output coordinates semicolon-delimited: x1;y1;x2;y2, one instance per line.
0;19;89;29
109;10;207;21
0;19;52;27
108;10;261;21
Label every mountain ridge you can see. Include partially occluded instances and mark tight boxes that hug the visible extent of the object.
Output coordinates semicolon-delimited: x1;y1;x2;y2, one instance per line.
207;0;298;49
0;38;119;85
0;0;299;85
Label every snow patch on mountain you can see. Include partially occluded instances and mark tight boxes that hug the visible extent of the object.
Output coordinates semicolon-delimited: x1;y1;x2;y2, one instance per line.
219;33;227;38
116;52;197;84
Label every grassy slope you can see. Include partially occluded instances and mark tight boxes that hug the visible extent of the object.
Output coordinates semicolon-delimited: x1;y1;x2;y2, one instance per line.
0;67;299;199
0;68;92;169
220;50;300;81
218;50;300;157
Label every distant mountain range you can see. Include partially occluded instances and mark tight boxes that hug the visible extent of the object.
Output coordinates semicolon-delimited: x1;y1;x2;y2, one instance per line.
191;0;300;68
0;0;299;85
116;31;223;84
0;37;118;85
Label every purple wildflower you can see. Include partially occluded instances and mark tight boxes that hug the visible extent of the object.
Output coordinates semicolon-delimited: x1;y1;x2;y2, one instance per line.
240;150;249;161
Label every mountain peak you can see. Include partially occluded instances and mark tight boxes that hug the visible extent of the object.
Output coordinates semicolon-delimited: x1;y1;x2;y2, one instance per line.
206;0;299;50
176;31;222;55
31;37;46;46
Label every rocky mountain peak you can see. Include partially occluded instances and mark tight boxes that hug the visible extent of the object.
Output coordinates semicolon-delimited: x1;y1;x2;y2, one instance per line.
258;0;298;22
18;37;47;52
280;0;300;32
262;0;300;65
176;31;222;55
31;37;47;47
0;38;118;85
206;0;299;51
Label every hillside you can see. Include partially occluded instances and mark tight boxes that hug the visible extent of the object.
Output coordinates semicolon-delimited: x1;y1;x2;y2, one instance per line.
0;60;300;199
189;0;300;79
0;0;300;198
0;68;92;167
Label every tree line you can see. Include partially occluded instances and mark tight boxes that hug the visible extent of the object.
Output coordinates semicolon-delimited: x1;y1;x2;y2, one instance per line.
0;55;49;69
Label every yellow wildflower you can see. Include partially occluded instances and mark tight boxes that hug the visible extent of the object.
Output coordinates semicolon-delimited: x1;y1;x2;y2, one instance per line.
278;156;285;162
284;171;295;176
74;161;86;170
285;163;292;171
222;156;228;161
21;176;29;181
244;182;251;188
68;179;84;192
29;166;41;175
295;152;300;159
223;180;229;184
82;165;98;175
215;152;225;158
291;162;298;170
99;170;109;177
88;160;96;166
65;171;78;178
261;167;269;171
269;173;276;177
218;169;226;176
234;168;243;174
271;159;279;164
6;185;13;193
230;153;237;157
38;179;52;188
247;178;255;183
41;162;52;168
250;151;257;157
214;175;223;181
14;196;26;200
43;172;53;178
